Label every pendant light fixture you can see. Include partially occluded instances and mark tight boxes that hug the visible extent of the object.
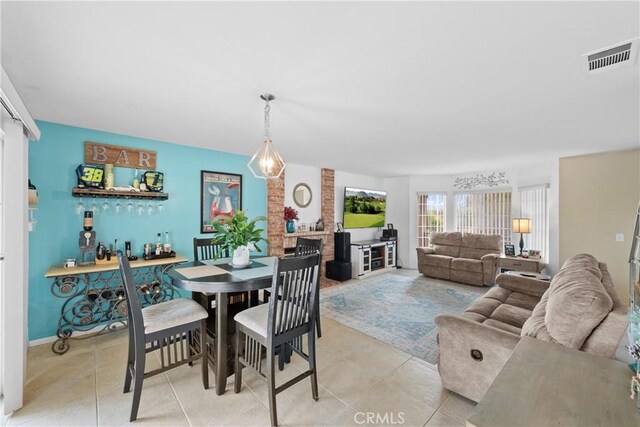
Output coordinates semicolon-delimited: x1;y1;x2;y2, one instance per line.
247;94;286;179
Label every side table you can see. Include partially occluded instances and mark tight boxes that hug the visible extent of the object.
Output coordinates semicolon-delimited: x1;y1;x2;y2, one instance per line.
467;337;640;427
497;255;543;274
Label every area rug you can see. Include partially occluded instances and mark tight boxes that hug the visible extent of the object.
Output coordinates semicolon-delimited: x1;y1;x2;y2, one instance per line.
319;272;487;364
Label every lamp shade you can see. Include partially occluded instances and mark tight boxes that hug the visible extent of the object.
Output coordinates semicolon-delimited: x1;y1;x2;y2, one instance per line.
512;218;532;234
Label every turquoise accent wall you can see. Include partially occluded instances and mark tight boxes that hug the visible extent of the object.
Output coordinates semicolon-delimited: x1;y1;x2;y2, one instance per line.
28;121;267;341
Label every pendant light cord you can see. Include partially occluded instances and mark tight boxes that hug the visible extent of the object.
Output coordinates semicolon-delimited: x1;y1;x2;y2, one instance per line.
264;100;271;140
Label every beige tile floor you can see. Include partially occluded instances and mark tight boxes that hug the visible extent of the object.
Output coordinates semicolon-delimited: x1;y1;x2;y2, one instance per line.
9;316;475;427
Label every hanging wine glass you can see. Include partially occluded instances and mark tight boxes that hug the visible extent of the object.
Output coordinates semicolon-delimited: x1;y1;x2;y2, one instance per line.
75;200;85;215
114;200;122;215
90;199;99;215
157;200;165;214
126;200;134;215
101;198;110;214
137;201;144;216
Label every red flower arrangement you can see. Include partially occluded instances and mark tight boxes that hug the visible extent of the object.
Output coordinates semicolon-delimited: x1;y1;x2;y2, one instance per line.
284;206;299;222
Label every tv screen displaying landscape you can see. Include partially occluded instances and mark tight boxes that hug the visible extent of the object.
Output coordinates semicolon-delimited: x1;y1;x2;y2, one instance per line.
343;187;387;229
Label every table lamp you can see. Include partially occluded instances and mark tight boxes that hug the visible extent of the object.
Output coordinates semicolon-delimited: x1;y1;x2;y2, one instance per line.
512;218;531;256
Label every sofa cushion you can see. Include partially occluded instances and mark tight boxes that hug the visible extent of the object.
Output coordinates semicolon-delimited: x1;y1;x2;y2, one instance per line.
491;304;532;329
459;233;501;259
522;290;552;341
504;292;540;311
465;296;503;319
430;232;462;258
544;265;613;349
422;254;453;268
560;253;602;280
483;319;522;336
451;258;483;273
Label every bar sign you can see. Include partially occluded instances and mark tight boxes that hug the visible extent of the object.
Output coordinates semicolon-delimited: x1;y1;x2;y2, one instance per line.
84;141;157;170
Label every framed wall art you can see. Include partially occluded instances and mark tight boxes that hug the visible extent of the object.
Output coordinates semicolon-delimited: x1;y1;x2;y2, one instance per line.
200;170;242;233
504;244;516;257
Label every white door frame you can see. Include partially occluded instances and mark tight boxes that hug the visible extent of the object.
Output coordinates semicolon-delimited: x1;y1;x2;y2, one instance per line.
0;67;39;416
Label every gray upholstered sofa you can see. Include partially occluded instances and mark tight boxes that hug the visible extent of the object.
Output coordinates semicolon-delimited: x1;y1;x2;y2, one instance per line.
435;254;628;403
416;232;501;286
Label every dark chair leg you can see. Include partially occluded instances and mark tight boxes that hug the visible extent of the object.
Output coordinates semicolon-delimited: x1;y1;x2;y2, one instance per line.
129;346;146;422
201;320;209;389
308;330;319;401
234;329;243;394
188;330;194;367
266;351;278;427
277;344;286;371
123;332;134;393
315;286;322;338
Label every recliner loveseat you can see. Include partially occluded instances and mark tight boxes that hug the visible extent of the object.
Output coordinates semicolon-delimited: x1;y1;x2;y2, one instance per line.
416;232;501;286
435;253;628;403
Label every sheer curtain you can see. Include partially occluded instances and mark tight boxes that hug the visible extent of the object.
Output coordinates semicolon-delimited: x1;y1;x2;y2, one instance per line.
519;185;550;262
416;193;446;247
454;190;512;246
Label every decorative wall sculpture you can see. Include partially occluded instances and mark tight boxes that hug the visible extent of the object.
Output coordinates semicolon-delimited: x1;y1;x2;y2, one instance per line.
454;172;509;190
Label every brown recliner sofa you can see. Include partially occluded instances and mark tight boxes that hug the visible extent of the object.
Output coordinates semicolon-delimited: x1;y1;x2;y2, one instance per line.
435;253;628;403
416;232;501;286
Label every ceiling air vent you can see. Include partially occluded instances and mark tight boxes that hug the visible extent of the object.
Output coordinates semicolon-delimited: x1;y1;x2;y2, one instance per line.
582;37;639;76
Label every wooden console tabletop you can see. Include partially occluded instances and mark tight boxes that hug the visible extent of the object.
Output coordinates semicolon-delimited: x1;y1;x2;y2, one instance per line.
467;336;640;427
45;254;188;277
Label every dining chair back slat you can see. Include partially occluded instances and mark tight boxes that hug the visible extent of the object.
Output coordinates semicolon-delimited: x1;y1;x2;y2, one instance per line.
268;254;319;340
193;237;229;261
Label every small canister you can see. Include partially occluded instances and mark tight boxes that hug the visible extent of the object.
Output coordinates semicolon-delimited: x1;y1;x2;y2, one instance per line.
144;243;152;256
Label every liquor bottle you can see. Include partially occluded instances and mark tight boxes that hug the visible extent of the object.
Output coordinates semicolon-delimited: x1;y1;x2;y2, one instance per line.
163;232;172;254
132;169;140;190
83;211;93;231
139;284;150;294
155;233;162;255
125;241;131;258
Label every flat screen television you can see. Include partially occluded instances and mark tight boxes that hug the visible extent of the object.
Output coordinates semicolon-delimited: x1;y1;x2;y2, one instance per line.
343;187;387;229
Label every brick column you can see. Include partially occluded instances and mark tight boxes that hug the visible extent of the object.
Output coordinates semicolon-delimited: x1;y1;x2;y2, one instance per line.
321;169;336;273
267;170;285;257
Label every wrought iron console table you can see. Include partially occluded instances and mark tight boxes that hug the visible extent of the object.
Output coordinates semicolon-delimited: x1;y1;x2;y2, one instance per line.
44;255;188;355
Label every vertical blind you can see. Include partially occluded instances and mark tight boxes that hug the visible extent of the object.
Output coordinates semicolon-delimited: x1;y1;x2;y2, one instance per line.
454;191;512;245
519;185;549;262
417;193;446;247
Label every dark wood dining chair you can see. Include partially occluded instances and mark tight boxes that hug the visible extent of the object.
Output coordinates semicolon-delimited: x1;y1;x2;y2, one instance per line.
233;254;321;427
294;237;324;338
118;256;209;422
192;237;248;309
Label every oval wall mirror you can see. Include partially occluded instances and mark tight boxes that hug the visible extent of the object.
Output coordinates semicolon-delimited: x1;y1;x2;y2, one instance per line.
293;183;312;208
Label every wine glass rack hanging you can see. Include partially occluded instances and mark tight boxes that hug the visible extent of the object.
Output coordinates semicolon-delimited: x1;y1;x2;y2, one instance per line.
72;187;169;200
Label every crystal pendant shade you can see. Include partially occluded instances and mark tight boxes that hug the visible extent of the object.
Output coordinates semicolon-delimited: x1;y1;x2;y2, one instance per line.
247;138;285;179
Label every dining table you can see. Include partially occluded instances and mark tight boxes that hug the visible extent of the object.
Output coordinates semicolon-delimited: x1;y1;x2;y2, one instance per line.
167;256;276;395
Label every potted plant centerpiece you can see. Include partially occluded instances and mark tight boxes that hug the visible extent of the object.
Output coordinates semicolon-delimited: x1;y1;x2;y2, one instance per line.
284;206;298;233
210;210;268;267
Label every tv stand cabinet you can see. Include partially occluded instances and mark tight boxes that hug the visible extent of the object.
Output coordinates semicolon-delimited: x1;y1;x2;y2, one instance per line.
351;240;396;279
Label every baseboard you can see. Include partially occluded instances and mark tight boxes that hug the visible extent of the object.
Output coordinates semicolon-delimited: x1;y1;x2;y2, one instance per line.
28;325;105;347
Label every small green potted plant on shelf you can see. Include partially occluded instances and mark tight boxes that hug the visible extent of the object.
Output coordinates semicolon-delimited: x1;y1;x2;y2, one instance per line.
210;210;268;267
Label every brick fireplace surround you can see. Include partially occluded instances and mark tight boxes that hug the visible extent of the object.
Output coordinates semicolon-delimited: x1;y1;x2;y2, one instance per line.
267;168;338;287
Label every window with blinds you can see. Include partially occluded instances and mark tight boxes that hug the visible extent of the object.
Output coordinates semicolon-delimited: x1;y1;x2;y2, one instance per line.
417;193;446;247
454;191;512;246
519;185;549;262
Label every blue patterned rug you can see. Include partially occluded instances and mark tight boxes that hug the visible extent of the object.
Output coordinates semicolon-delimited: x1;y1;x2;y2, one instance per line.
320;272;487;364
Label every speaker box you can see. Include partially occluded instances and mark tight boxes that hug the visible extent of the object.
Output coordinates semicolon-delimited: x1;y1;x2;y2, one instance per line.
326;260;352;281
334;232;351;262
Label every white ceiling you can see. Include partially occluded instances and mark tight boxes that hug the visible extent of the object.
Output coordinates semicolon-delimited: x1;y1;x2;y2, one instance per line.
2;1;639;177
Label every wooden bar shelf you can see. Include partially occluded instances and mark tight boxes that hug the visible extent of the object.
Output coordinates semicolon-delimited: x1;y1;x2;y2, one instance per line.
72;187;169;200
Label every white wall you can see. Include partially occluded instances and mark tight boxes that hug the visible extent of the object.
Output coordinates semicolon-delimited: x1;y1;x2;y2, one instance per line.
284;163;321;225
385;161;558;271
284;163;385;243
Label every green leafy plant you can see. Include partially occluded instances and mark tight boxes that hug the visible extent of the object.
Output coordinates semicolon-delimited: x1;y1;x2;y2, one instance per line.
210;210;268;256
